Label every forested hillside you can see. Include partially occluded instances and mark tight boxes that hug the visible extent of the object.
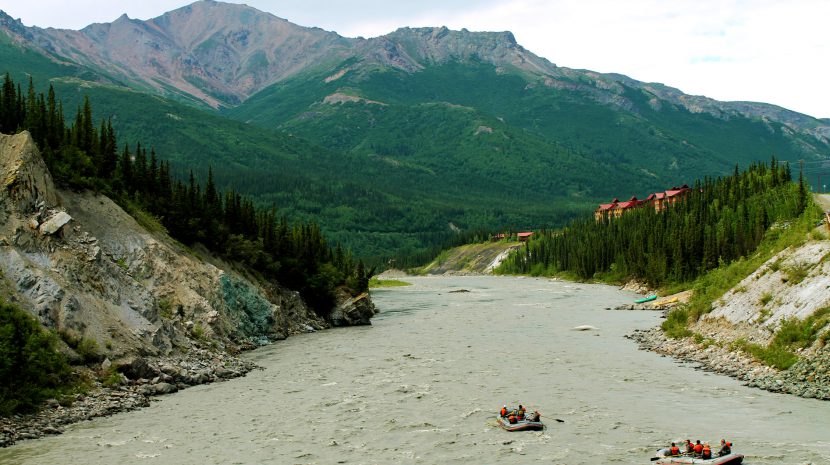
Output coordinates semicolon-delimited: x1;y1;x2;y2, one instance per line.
0;74;369;314
499;159;809;287
2;2;829;263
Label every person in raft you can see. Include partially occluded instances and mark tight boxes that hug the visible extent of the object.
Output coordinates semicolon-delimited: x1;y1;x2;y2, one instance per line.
529;410;541;422
684;439;694;455
693;440;703;456
701;443;712;460
500;405;508;417
718;439;732;456
517;405;526;420
668;442;680;456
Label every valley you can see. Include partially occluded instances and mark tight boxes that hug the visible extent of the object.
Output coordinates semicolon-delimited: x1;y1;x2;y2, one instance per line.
2;1;829;259
1;1;829;460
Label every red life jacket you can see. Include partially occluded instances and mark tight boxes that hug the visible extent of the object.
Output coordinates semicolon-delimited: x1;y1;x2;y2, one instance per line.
508;415;516;424
670;446;680;455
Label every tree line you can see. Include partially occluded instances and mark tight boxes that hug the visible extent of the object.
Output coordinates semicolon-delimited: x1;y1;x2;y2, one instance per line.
0;73;370;315
499;159;808;287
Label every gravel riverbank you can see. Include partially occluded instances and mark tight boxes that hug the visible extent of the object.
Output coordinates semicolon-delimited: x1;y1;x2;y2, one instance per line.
629;327;830;401
0;348;257;448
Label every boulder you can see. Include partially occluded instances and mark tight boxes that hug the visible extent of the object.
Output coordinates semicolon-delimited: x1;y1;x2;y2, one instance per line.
152;382;178;395
114;356;159;380
329;292;377;326
38;211;71;235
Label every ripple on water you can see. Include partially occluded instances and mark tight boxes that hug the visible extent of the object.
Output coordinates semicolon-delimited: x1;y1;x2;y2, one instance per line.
2;276;829;465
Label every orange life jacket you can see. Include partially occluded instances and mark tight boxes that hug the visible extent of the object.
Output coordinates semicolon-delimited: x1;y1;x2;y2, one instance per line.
694;443;703;453
670;446;680;455
702;446;711;459
500;407;507;417
507;415;516;424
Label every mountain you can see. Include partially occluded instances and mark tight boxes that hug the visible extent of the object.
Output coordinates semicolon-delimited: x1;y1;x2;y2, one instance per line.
1;1;828;260
0;1;353;108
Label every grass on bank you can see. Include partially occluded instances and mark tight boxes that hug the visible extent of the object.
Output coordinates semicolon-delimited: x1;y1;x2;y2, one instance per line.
730;307;830;370
368;277;411;288
661;202;825;369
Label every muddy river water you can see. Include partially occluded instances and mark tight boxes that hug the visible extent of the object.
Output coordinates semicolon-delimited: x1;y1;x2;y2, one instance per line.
2;276;829;464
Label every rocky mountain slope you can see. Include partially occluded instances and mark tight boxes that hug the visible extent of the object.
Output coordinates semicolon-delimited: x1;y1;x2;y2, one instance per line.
1;1;827;135
0;1;352;107
0;129;375;378
2;1;829;261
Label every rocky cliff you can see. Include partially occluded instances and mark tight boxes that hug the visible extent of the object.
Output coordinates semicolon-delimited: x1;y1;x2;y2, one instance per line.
0;131;376;444
1;130;376;357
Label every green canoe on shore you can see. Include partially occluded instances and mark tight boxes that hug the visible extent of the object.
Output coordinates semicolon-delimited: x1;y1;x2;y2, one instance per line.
635;294;657;304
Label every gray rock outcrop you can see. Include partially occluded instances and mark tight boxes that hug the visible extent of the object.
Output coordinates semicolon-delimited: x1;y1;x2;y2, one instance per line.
0;129;377;444
329;291;377;326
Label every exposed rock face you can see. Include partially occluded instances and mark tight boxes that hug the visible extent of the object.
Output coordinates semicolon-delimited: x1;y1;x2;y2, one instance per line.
0;1;353;108
0;131;57;213
699;237;830;346
632;218;830;401
1;2;827;141
0;131;372;363
329;291;376;326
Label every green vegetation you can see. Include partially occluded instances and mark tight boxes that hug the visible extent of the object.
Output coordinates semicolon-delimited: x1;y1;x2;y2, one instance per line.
499;159;807;288
157;298;174;320
661;307;693;339
684;204;820;321
3;37;828;262
368;277;411;288
782;262;810;285
0;74;370;315
732;308;830;369
0;299;73;416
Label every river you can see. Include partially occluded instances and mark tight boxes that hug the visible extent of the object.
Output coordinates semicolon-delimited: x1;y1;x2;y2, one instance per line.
2;276;828;464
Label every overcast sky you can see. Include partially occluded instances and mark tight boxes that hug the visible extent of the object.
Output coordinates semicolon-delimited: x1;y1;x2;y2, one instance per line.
2;0;827;118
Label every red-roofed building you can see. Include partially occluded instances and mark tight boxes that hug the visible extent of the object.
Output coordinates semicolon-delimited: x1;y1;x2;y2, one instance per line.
491;232;535;242
595;185;691;220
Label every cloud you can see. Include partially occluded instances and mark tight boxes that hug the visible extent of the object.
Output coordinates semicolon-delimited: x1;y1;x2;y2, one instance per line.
1;0;827;117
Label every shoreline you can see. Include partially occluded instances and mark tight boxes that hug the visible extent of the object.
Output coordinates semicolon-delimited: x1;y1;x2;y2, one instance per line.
629;326;830;401
0;348;257;448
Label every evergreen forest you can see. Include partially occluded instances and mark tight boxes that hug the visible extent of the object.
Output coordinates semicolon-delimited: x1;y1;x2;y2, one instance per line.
498;159;810;287
0;74;371;315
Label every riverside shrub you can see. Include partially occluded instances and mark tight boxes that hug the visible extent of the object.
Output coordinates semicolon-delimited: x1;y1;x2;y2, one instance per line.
0;300;73;416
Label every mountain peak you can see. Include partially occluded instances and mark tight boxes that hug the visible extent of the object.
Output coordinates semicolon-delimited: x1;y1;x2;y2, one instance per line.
0;9;28;36
377;25;548;74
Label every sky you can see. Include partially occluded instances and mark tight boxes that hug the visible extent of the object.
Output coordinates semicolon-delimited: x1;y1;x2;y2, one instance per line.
2;0;828;118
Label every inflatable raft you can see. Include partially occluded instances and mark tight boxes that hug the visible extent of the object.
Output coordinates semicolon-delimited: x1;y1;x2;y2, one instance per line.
635;294;657;304
655;454;743;464
497;416;545;431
